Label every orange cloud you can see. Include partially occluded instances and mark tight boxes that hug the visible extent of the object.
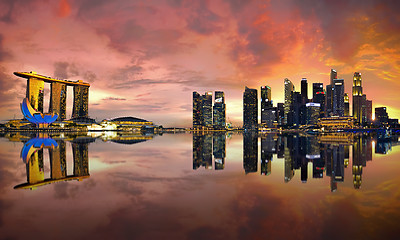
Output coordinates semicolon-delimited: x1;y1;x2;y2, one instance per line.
58;0;71;18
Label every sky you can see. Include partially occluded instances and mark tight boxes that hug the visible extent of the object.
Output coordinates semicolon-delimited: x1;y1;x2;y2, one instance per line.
0;0;399;127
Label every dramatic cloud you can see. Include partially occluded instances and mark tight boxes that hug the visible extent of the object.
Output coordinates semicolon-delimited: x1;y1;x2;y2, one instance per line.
0;0;399;126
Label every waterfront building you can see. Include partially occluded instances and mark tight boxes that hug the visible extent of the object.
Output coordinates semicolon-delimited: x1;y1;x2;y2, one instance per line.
276;103;285;126
318;116;354;129
312;83;323;101
332;79;345;116
301;78;308;103
243;87;258;130
375;107;389;125
326;69;337;116
284;78;294;125
26;77;44;112
344;93;350;116
361;95;372;124
202;92;213;128
288;91;303;126
353;72;363;124
314;91;325;118
306;103;320;125
72;85;89;119
49;82;67;120
261;86;275;128
193;92;202;129
213;91;226;129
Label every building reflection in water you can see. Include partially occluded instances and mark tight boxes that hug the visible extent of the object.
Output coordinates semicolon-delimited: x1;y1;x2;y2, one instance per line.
193;132;226;170
191;132;398;191
13;132;153;190
243;132;257;174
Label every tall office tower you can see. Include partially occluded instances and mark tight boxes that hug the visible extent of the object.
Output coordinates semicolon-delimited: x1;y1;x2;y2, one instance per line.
288;91;302;126
213;133;226;170
352;72;363;124
284;78;294;125
213;91;226;129
301;78;308;103
314;91;325;118
332;79;345;116
312;83;324;101
243;132;258;174
261;86;275;128
202;92;213;128
276;103;285;126
344;93;350;116
26;77;44;112
49;82;67;120
306;103;320;125
326;69;338;116
72;85;89;119
192;92;202;129
375;107;389;125
365;99;372;123
243;86;258;130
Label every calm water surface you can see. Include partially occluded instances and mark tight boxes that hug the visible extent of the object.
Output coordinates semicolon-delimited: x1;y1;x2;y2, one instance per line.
0;132;399;240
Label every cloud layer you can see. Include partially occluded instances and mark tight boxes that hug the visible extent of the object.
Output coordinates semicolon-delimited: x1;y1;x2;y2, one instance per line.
0;0;399;126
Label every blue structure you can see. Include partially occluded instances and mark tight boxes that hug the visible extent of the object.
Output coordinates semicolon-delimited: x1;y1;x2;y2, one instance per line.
21;137;58;163
20;98;58;126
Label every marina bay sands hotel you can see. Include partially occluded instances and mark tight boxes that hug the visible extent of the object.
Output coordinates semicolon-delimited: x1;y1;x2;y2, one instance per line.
14;71;90;120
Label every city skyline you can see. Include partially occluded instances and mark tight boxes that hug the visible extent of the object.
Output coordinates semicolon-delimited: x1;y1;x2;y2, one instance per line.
0;1;400;127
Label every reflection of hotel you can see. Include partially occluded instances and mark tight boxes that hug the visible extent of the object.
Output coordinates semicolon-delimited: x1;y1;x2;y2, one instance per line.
15;137;93;190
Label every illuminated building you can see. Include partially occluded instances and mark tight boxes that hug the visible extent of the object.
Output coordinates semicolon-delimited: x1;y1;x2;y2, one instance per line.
14;71;91;123
26;77;44;112
326;69;337;116
72;85;89;119
276;103;285;126
288;91;302;126
243;132;257;173
213;91;226;129
361;95;372;124
301;78;308;103
193;92;202;129
243;86;258;130
202;92;213;128
353;72;363;124
49;82;67;120
314;91;325;118
318;116;354;129
312;83;323;101
261;86;275;128
306;103;320;125
375;107;389;125
332;79;345;116
344;93;350;116
284;78;294;125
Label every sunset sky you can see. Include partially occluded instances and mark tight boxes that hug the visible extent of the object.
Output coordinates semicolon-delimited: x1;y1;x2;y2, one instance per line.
0;0;399;127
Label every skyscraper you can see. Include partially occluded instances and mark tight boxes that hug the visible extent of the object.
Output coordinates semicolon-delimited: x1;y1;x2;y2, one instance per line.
26;77;44;112
49;82;67;120
202;92;213;128
261;86;275;128
284;78;294;125
352;72;363;124
301;78;308;103
243;86;258;130
72;85;89;119
326;69;337;116
193;92;202;129
332;79;345;116
344;93;350;116
312;83;323;101
213;91;226;129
